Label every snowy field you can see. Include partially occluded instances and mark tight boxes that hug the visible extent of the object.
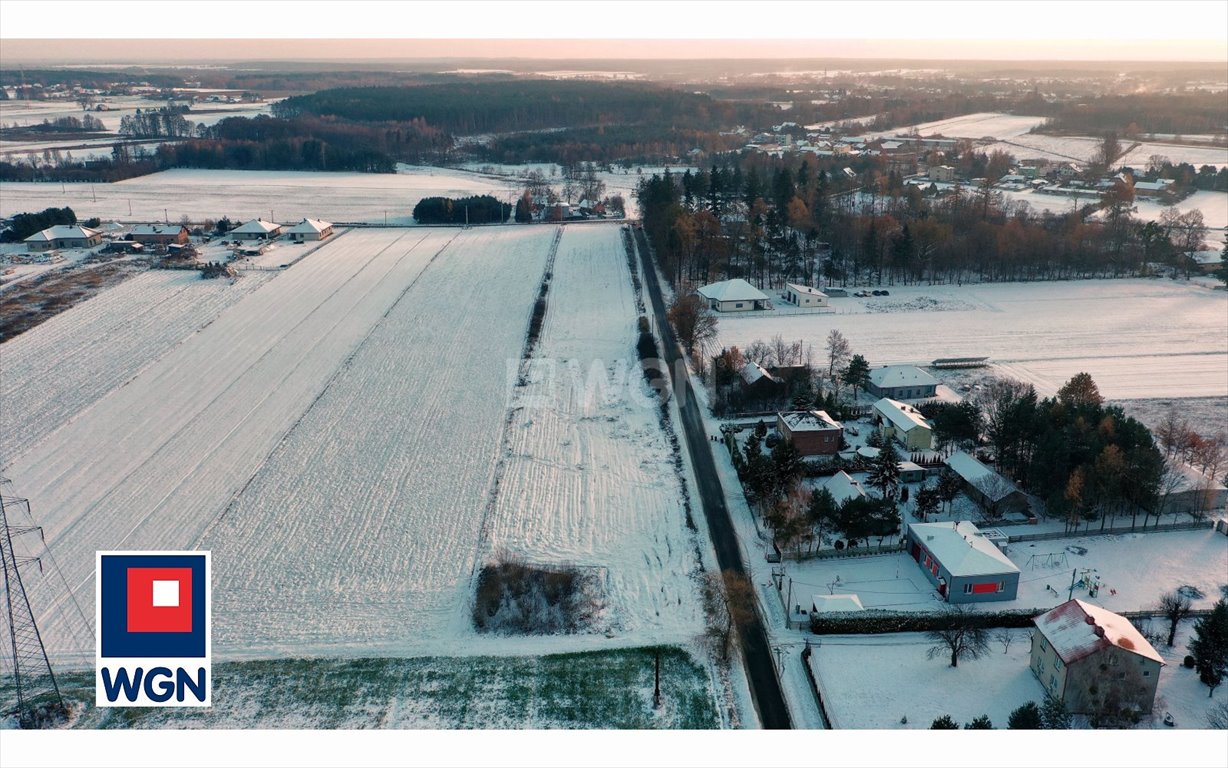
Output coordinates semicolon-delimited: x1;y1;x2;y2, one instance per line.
0;167;518;225
784;528;1227;615
0;269;276;461
810;623;1225;729
714;279;1228;400
7;226;531;663
483;225;705;640
976;135;1228;169
866;112;1047;140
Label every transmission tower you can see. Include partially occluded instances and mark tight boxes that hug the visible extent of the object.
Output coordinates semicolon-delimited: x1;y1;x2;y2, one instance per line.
0;485;68;728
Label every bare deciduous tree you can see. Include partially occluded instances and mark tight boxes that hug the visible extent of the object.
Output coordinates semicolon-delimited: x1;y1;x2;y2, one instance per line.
667;294;718;357
1158;590;1193;647
926;606;990;668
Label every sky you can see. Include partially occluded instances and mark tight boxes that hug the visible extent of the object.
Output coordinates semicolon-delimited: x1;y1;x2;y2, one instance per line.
2;1;1226;64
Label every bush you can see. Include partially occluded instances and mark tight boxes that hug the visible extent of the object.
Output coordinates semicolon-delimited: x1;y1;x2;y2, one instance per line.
810;607;1039;635
1184;655;1196;668
472;555;603;635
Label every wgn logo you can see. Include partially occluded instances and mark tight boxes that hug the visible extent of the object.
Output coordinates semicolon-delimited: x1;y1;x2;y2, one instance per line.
96;551;211;707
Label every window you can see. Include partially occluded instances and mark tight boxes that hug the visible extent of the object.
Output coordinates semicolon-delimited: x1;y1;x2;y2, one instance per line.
1053;657;1061;670
735;303;744;309
998;581;1005;593
1143;670;1151;677
963;583;973;594
1049;676;1057;691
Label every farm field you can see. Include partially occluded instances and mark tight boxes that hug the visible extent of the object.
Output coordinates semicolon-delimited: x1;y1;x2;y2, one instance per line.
484;224;706;641
866;111;1048;140
5;226;494;664
0;269;276;461
714;279;1228;400
0;166;517;225
976;135;1228;169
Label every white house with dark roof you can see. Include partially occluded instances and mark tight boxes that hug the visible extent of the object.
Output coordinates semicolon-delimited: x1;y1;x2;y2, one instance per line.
696;279;771;312
24;224;103;252
283;218;334;241
905;520;1020;603
782;282;829;309
872;398;933;450
866;365;938;399
229;219;283;241
1031;599;1163;715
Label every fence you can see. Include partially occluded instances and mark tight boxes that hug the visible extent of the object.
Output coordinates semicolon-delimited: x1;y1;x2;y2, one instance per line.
782;541;906;562
1007;519;1213;544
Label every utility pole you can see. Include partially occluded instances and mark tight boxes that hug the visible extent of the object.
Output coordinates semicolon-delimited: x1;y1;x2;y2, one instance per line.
0;488;67;729
1067;568;1077;601
653;650;661;709
786;578;794;623
773;646;783;674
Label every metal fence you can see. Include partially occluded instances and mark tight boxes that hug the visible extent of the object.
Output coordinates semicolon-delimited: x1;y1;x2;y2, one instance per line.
1007;519;1213;543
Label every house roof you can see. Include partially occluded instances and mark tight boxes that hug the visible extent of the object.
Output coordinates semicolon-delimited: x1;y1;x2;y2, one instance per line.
873;398;931;434
130;224;186;236
868;365;938;390
785;282;827;298
696;279;769;303
908;521;1020;577
779;410;841;432
945;451;1020;502
24;224;101;242
284;218;332;234
819;470;867;506
1034;599;1164;665
811;594;865;613
740;361;781;386
230;219;282;234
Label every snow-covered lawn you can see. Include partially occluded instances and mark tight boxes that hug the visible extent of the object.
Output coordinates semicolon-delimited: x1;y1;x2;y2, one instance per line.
809;623;1227;729
714;279;1228;399
483;224;705;640
783;528;1227;615
0;167;518;225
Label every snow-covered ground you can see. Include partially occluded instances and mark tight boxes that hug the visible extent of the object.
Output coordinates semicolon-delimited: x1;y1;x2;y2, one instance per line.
483;225;706;640
713;279;1228;400
0;269;276;462
809;622;1226;729
866;112;1048;140
975;135;1228;169
0;167;518;225
780;528;1228;615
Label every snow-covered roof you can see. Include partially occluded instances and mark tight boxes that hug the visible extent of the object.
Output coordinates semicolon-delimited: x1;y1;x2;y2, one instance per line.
785;282;827;298
779;410;841;432
811;594;865;613
1034;599;1164;665
230;219;282;234
908;521;1019;577
130;224;185;236
24;224;101;242
945;452;1020;502
868;365;938;390
284;218;332;234
740;361;781;386
696;279;769;303
874;398;931;434
820;470;867;505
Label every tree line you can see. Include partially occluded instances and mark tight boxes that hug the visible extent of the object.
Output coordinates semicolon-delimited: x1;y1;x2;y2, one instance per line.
412;195;510;225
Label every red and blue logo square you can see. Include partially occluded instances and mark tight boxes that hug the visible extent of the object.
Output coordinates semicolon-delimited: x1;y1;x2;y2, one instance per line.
98;552;209;659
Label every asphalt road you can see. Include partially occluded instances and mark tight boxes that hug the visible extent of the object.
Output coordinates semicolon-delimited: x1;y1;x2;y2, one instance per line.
628;226;792;730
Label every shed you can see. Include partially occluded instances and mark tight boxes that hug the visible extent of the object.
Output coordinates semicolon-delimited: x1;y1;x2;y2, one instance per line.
782;282;829;308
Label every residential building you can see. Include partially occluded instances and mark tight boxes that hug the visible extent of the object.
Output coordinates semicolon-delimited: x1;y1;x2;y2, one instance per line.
928;165;956;183
128;224;189;246
905;521;1020;603
24;224;103;251
229;219;283;241
777;410;843;456
872;398;933;450
283;218;334;241
817;470;867;505
1031;599;1163;715
945;451;1031;518
866;365;938;400
782;283;829;309
739;361;784;401
696;279;771;312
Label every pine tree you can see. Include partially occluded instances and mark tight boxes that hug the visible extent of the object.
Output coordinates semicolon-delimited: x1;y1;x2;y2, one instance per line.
868;443;902;499
1007;701;1043;729
965;714;993;729
1190;599;1228;698
930;714;959;729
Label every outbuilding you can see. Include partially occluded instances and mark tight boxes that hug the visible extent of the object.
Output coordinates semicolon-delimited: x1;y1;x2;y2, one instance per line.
696;279;771;312
782;282;829;309
905;520;1020;603
866;365;938;400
